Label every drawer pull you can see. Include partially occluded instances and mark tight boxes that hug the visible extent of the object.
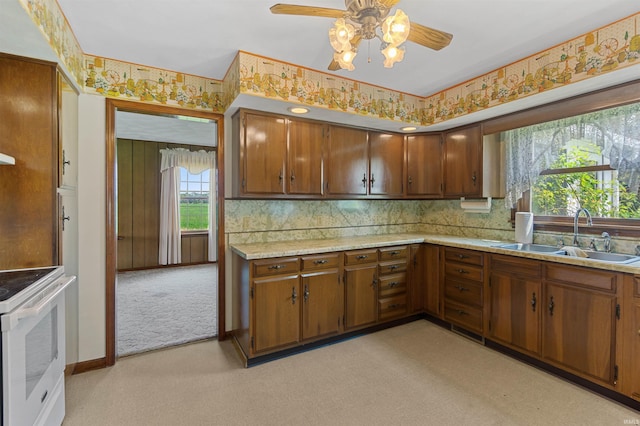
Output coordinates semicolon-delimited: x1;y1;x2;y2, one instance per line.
388;304;399;309
456;310;469;316
267;265;285;270
456;254;469;259
548;296;555;316
356;255;369;260
531;292;537;312
292;287;297;305
454;285;469;292
390;250;400;256
456;268;469;274
304;284;309;302
388;281;399;288
313;259;328;265
388;265;399;271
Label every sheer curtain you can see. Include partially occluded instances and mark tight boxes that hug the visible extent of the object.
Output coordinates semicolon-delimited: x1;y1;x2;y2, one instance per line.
159;148;217;265
503;102;640;208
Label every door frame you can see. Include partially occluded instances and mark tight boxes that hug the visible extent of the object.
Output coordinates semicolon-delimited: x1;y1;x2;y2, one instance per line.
105;99;225;366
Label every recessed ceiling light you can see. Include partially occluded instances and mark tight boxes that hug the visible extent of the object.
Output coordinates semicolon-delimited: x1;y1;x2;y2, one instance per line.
401;126;417;132
288;107;309;114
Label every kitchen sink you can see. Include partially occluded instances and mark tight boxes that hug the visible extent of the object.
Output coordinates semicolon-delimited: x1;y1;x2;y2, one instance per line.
495;243;566;254
582;251;640;264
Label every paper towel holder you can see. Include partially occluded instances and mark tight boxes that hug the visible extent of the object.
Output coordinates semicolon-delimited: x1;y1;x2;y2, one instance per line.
460;197;492;214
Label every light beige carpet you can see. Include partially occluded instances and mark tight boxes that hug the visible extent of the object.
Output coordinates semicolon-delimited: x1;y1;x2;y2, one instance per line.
64;320;638;426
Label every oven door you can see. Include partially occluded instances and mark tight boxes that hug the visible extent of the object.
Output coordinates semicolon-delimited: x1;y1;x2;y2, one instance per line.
2;275;73;426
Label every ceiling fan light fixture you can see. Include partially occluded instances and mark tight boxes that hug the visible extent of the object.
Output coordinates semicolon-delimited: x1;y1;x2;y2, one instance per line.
334;49;357;71
381;42;404;68
329;18;355;52
382;9;410;46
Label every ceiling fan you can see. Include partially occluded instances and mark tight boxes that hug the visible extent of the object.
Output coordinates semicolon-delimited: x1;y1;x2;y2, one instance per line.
270;0;453;71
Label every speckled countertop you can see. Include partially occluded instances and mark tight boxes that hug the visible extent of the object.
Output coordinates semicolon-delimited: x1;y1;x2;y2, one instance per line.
230;233;640;274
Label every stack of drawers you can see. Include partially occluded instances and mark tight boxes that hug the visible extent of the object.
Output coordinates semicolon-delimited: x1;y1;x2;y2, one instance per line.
378;246;409;321
443;247;485;334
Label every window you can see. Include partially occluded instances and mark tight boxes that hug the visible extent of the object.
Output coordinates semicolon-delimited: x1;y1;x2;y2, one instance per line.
503;101;640;234
179;168;210;231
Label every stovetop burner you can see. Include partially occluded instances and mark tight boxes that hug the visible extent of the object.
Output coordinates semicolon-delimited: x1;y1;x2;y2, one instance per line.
0;267;59;303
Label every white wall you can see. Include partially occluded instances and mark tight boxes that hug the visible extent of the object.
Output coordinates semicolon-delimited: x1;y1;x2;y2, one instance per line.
77;94;107;361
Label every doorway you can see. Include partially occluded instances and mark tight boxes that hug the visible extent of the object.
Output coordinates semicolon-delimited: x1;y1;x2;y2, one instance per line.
105;100;225;365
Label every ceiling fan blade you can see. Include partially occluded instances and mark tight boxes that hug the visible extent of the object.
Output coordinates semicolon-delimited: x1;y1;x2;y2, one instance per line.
328;35;362;71
377;0;401;8
407;21;453;51
270;4;345;18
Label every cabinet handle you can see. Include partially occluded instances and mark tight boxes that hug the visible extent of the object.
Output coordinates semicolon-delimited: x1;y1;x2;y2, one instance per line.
356;255;368;260
456;310;469;316
388;304;399;309
456;268;469;274
548;296;554;316
454;285;469;292
471;172;477;186
303;284;309;302
408;176;413;186
388;265;399;271
62;206;71;231
290;171;295;182
278;170;283;182
390;251;400;256
63;149;71;175
362;173;367;188
370;173;375;186
267;265;285;270
531;292;537;312
313;259;328;265
372;277;377;288
456;254;469;259
292;287;297;305
389;281;399;288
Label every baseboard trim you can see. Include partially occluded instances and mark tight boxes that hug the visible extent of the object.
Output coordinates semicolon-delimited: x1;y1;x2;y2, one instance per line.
71;357;108;375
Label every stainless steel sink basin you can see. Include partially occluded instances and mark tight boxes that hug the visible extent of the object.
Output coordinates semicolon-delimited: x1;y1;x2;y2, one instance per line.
495;243;565;254
583;251;640;264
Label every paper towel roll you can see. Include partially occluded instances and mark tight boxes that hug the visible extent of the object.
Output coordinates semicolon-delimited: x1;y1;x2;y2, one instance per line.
515;212;534;244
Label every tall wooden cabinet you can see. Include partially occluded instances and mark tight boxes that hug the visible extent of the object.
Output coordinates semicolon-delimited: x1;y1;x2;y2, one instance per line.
0;54;58;269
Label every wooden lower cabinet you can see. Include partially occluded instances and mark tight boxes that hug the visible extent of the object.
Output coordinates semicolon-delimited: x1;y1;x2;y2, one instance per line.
344;261;378;329
488;255;541;356
252;274;300;353
443;247;485;334
423;244;441;317
301;268;342;340
621;275;640;400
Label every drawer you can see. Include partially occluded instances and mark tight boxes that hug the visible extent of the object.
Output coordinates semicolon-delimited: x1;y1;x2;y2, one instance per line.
344;249;377;265
379;246;409;261
378;273;407;298
444;278;482;306
301;253;340;271
252;257;299;277
444;247;484;266
444;299;483;334
545;264;617;292
379;259;407;275
490;254;541;278
378;294;407;321
444;263;483;282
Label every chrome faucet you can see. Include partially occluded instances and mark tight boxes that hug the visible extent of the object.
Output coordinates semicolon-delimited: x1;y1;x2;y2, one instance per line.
601;232;611;253
573;207;593;247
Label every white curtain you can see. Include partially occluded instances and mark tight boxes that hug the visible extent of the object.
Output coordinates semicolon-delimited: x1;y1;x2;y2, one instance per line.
503;102;640;208
159;148;217;265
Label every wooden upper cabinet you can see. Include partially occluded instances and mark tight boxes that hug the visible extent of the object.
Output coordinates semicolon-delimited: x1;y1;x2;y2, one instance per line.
241;111;286;195
287;119;324;196
326;125;368;196
369;131;404;196
406;133;443;197
443;124;482;198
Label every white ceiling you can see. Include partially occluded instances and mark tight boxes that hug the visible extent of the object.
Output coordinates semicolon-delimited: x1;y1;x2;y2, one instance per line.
56;0;639;98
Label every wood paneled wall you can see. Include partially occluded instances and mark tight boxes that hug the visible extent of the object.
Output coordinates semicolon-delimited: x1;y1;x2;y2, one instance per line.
116;138;214;271
0;54;58;269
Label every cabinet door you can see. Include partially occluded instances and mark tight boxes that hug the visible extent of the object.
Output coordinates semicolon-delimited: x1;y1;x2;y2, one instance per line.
301;269;342;340
242;112;286;194
627;294;640;400
326;125;368;196
409;245;423;313
406;134;443;197
252;274;300;353
489;270;541;356
288;120;324;196
443;125;482;197
542;282;617;385
345;264;378;329
369;131;404;196
424;244;441;317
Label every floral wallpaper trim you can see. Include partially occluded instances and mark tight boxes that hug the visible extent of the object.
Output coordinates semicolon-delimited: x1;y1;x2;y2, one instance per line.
17;0;640;126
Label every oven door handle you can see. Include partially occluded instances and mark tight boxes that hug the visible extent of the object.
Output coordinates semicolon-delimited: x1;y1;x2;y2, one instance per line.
1;276;75;332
